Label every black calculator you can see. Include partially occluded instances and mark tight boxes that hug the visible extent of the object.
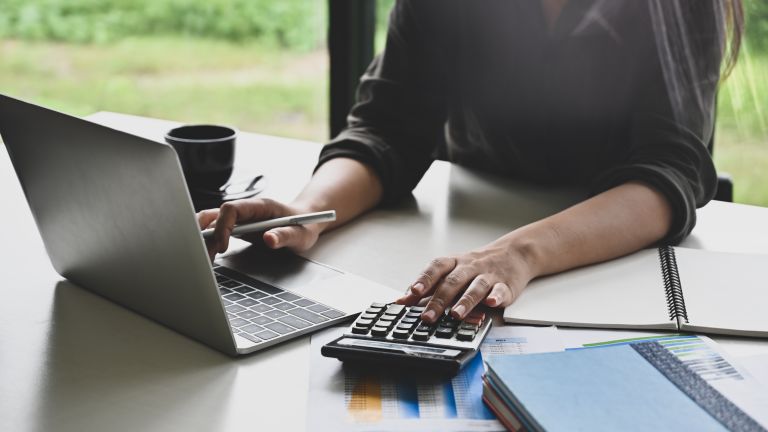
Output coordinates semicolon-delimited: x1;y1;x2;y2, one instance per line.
321;302;492;375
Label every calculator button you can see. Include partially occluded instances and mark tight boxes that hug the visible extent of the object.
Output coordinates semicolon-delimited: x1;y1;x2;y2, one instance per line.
360;313;379;320
464;312;486;325
415;324;433;333
371;326;390;337
355;318;374;327
392;329;410;339
401;317;419;324
408;306;425;313
411;331;430;341
383;304;405;317
396;322;415;331
456;329;477;341
435;327;454;338
371;302;388;309
460;323;479;331
365;307;383;315
351;326;369;335
378;315;396;323
405;312;422;319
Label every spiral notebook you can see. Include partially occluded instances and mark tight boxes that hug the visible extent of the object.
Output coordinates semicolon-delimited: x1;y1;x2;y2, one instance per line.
503;246;768;337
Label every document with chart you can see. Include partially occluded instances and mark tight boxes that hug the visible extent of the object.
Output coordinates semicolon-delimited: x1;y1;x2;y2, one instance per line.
307;325;564;432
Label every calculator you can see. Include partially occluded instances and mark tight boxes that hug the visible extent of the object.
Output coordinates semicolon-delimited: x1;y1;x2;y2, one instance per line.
321;302;492;375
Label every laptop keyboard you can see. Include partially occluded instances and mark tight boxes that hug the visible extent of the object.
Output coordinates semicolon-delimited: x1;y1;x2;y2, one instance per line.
213;265;346;345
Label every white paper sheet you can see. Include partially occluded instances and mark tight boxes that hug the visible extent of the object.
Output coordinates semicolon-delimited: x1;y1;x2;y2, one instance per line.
306;325;564;432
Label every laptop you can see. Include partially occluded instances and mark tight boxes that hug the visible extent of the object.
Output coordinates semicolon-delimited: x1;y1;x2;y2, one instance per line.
0;93;397;356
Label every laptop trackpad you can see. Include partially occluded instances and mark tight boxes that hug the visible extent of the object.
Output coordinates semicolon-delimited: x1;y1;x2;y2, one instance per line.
217;247;399;314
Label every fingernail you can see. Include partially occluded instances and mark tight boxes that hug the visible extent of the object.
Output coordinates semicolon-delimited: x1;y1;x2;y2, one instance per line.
422;309;436;322
412;282;424;294
453;304;466;318
488;296;499;306
404;288;414;297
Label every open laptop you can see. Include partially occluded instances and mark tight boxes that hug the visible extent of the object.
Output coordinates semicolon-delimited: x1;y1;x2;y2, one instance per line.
0;93;396;356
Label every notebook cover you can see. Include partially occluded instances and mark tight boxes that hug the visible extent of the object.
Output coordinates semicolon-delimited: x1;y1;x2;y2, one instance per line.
484;345;727;432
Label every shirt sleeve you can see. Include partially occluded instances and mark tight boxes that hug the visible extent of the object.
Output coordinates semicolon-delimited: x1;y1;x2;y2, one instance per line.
589;7;719;245
316;0;448;205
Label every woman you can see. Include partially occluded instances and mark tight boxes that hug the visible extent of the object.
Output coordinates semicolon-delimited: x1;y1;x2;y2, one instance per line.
199;0;743;324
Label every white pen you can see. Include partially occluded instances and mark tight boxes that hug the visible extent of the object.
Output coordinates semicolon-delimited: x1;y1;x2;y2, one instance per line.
201;210;336;239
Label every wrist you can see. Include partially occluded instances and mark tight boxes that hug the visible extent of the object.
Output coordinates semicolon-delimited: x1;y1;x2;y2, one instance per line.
288;199;332;235
497;228;547;281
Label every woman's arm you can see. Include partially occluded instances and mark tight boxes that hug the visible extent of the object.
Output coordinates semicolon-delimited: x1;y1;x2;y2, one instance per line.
398;181;673;323
200;158;382;257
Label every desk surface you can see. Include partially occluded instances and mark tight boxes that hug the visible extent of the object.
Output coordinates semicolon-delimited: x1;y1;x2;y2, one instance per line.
2;112;767;432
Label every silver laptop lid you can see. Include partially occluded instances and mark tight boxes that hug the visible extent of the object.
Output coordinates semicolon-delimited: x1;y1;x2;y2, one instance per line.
0;94;236;354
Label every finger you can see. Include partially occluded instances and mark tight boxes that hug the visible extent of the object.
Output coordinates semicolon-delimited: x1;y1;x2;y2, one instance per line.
212;199;283;254
422;266;474;323
484;282;521;308
451;275;494;319
197;209;219;229
263;226;314;252
396;257;456;305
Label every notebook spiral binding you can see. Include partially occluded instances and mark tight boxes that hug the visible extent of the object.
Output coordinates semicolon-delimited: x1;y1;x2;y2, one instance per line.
659;246;689;324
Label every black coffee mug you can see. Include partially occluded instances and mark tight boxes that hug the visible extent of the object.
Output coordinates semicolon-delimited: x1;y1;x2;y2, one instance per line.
165;124;236;191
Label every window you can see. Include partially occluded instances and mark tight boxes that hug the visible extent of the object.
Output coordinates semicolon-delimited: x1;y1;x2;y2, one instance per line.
0;0;328;141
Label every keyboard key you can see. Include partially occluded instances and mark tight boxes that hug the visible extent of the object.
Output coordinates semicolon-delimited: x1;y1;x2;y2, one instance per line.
307;304;330;313
383;304;405;317
251;281;282;295
220;280;241;289
278;315;311;329
230;318;250;327
287;308;329;324
237;310;260;320
226;304;246;313
260;297;282;305
226;313;236;319
222;299;233;305
251;316;273;325
435;327;454;338
239;333;262;344
237;298;259;307
255;329;279;340
264;310;287;319
392;329;410;339
219;288;232;295
265;322;295;335
276;292;301;301
293;299;315;307
223;292;246;301
355;318;374;327
370;326;390;337
273;302;296;311
241;324;264;334
251;304;272;313
246;290;268;300
215;274;230;284
456;329;476;341
411;331;430;341
322;309;345;319
233;286;254;294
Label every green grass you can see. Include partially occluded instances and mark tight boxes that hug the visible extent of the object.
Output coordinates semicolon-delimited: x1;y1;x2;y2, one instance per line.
715;46;768;206
0;37;328;141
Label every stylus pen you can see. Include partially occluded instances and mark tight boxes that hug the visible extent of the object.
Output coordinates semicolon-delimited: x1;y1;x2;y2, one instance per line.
201;210;336;239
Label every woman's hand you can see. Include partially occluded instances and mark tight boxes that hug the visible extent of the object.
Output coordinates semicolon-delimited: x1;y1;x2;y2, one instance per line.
197;198;324;260
396;236;539;323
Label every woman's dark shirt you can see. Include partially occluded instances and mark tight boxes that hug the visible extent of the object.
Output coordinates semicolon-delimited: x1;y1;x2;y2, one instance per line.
317;0;719;244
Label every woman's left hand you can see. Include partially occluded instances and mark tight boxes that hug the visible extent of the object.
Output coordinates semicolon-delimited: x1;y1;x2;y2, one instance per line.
395;236;539;323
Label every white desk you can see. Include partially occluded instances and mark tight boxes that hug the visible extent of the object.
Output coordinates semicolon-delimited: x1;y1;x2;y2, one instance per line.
1;112;767;432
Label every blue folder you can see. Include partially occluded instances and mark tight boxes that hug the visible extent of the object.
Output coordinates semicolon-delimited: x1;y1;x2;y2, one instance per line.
485;344;728;432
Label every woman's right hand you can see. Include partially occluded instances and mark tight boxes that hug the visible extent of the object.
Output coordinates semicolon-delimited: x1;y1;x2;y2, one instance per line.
197;198;323;261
